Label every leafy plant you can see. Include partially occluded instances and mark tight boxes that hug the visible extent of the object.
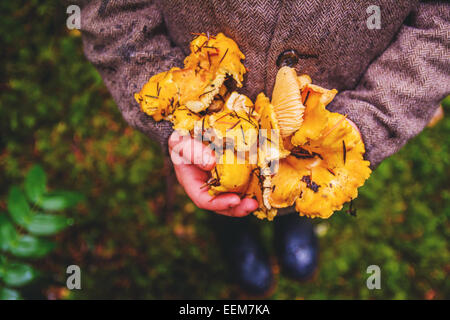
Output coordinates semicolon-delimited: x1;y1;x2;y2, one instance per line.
0;165;83;300
0;1;448;299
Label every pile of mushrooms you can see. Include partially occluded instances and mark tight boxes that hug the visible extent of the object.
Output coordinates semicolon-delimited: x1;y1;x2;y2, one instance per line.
135;33;371;220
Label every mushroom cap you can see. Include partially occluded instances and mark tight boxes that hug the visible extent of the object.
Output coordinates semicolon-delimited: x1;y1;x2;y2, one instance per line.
257;69;370;220
269;159;303;208
225;92;254;115
184;33;247;113
256;92;290;167
297;74;312;89
170;106;201;134
185;33;246;86
208;148;255;196
289;112;371;218
206;93;259;153
134;69;180;121
135;33;247;118
271;67;305;138
291;83;338;146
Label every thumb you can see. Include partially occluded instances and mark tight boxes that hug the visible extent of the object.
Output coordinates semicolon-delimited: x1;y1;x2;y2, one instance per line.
169;132;216;170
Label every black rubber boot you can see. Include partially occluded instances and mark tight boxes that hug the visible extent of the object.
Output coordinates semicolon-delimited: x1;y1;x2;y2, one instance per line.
210;214;274;296
274;213;318;281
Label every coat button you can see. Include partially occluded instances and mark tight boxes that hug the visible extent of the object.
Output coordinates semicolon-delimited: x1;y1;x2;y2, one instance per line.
276;49;300;68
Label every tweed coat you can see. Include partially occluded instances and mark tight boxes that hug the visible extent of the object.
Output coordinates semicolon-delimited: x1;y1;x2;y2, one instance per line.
76;0;449;168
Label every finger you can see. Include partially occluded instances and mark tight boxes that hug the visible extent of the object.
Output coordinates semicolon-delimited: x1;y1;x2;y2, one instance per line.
169;132;215;170
204;192;242;211
174;163;241;211
217;198;259;217
168;130;185;151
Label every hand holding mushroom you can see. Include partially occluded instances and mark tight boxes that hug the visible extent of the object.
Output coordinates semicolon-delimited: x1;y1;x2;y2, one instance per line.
135;33;372;220
168;131;258;217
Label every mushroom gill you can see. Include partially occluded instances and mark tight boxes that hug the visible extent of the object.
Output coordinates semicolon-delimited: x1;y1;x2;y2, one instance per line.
271;66;305;138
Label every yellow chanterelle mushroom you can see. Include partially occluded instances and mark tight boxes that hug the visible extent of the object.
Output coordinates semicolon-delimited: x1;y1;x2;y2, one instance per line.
134;32;246;118
254;67;371;220
135;34;371;221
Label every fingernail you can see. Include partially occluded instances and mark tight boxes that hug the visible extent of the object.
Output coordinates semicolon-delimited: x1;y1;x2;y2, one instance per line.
229;198;240;208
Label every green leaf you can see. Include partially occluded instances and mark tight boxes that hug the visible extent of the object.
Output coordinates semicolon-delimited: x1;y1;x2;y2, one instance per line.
38;191;84;211
442;95;450;108
7;186;33;226
2;262;36;287
0;214;18;251
0;287;22;300
25;165;47;203
9;235;55;258
26;214;71;236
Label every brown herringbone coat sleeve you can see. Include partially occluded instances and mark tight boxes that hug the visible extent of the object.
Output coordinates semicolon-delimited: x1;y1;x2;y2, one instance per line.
328;2;450;167
76;0;182;149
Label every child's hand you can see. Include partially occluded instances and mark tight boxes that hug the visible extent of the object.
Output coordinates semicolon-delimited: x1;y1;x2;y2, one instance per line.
169;131;258;217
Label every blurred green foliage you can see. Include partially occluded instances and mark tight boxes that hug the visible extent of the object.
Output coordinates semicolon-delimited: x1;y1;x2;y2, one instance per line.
0;165;82;299
0;1;448;299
